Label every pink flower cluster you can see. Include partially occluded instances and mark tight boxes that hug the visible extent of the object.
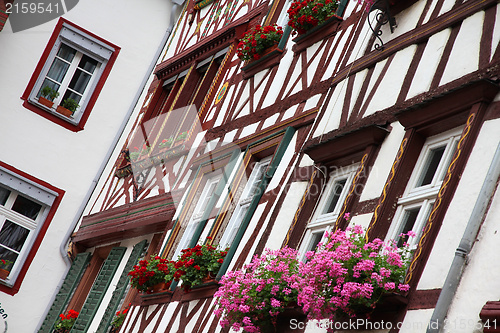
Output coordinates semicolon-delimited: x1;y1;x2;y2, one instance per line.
297;226;412;322
215;223;413;330
214;247;301;332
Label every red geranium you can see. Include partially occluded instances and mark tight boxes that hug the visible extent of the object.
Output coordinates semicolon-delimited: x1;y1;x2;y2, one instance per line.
237;24;284;61
287;0;340;35
174;243;228;292
128;255;175;292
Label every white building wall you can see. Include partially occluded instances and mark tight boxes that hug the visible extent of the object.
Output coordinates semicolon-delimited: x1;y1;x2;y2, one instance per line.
0;0;171;331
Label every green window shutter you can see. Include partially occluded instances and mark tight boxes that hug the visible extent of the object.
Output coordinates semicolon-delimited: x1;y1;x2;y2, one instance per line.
336;0;349;16
95;240;148;333
216;127;296;279
38;252;91;333
70;247;126;333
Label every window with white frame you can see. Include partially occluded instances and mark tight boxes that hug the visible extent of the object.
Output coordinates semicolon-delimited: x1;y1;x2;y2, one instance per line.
219;157;271;249
387;127;462;249
0;167;57;285
25;20;116;126
171;174;221;260
298;165;357;260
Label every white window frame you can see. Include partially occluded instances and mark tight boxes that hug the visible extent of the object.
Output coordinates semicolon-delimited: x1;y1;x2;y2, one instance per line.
298;164;357;260
0;167;57;286
28;22;114;125
386;127;462;249
171;174;221;260
219;157;272;249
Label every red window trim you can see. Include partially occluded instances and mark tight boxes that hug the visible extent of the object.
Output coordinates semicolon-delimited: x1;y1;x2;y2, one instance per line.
20;17;120;132
0;161;65;296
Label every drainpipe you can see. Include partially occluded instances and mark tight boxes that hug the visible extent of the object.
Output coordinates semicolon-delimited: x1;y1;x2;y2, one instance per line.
35;4;179;332
427;142;500;332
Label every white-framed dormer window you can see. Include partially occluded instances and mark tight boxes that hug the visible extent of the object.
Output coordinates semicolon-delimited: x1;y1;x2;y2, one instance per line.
0;167;57;286
298;164;357;260
386;127;462;249
171;174;221;260
219;157;272;249
23;18;118;130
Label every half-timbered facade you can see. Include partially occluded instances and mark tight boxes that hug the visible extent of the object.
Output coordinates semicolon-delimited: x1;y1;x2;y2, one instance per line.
0;1;176;332
47;0;500;331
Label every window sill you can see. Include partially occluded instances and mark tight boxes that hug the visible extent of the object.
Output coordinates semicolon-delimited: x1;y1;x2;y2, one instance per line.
241;46;285;79
139;290;174;306
292;15;343;53
22;99;83;132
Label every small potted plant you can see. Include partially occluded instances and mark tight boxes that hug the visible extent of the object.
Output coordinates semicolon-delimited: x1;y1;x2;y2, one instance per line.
57;98;79;117
237;24;284;61
110;303;131;332
175;239;227;292
54;309;79;333
128;255;176;293
0;259;12;280
215;247;302;333
39;85;60;108
287;0;340;36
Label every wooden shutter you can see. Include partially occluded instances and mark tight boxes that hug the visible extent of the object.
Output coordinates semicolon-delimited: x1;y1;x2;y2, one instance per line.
95;240;147;333
70;247;126;333
38;252;91;333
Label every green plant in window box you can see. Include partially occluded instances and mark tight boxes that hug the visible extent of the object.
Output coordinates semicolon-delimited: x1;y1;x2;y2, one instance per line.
39;86;60;108
0;259;12;280
111;303;131;331
54;309;79;333
174;238;228;292
159;137;174;149
175;131;188;142
57;98;79;117
128;255;176;293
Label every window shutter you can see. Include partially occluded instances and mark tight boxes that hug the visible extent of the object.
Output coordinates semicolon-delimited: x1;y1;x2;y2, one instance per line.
38;252;91;333
70;247;126;333
95;240;147;333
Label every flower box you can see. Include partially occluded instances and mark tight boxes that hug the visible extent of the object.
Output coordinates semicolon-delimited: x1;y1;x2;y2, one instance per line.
292;14;343;53
56;105;73;117
0;268;9;280
39;96;54;108
241;44;284;79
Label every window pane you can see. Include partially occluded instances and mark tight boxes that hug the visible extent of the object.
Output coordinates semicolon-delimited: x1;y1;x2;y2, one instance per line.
323;179;347;214
69;69;91;94
0;220;30;252
0;187;10;206
0;247;18;271
439;141;458;182
57;44;76;62
306;232;323;252
79;54;98;74
12;195;42;220
397;207;420;247
46;58;70;83
62;90;82;104
417;146;445;187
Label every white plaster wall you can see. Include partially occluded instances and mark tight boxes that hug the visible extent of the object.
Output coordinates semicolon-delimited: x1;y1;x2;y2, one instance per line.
360;122;405;201
440;11;482;86
439;119;500;333
406;29;450;99
418;119;500;290
0;0;171;331
265;181;308;250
